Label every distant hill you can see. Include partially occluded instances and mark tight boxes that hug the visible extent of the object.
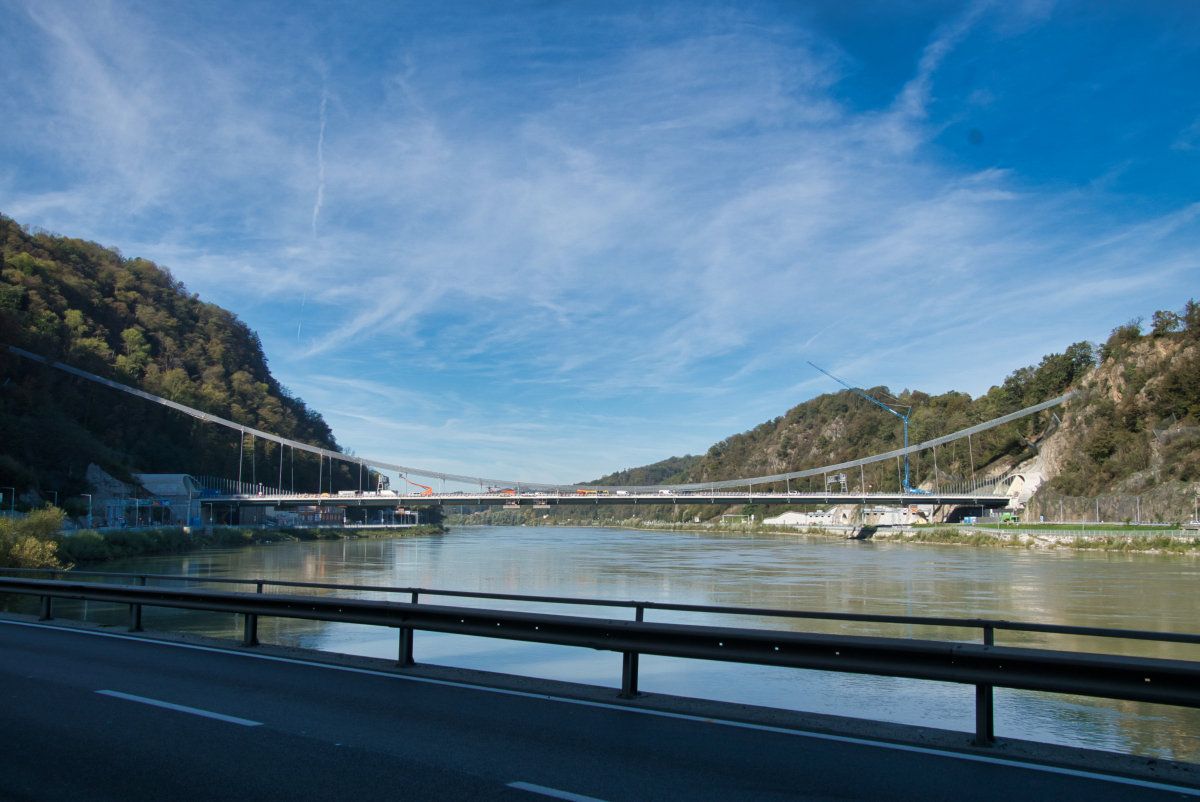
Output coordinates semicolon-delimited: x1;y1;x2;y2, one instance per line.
0;215;357;510
588;455;702;487
584;300;1200;522
588;344;1097;492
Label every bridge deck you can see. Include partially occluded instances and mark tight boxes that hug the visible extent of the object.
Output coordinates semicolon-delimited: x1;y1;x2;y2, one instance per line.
202;491;1013;508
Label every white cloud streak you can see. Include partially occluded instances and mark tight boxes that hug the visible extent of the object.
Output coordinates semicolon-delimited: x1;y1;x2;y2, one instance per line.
312;90;327;235
1;1;1196;482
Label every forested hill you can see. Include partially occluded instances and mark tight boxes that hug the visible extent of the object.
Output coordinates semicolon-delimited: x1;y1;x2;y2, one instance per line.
589;455;702;487
591;300;1200;503
0;215;351;508
589;344;1097;491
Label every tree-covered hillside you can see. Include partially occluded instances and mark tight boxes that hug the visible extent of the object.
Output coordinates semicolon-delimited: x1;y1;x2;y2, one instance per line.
1042;305;1200;497
0;215;356;509
563;298;1200;524
589;455;702;487
634;342;1097;493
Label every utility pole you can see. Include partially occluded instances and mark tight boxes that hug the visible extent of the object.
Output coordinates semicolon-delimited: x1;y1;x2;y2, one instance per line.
809;363;914;491
933;445;939;493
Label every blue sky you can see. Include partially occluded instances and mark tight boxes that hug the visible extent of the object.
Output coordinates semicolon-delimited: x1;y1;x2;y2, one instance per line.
2;0;1198;486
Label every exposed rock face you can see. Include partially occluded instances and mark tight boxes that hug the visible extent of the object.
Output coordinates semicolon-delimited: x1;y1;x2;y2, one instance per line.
818;418;846;444
1026;482;1198;524
85;463;139;499
1021;336;1200;523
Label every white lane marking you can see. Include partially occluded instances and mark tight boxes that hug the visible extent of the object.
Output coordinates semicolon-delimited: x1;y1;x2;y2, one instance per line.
507;781;609;801
7;620;1197;797
95;690;263;726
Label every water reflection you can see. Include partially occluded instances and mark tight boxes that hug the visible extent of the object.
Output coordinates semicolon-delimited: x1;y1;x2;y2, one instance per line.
29;526;1200;761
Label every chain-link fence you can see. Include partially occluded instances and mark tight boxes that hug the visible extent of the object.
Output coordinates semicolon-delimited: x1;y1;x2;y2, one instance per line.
1028;484;1200;524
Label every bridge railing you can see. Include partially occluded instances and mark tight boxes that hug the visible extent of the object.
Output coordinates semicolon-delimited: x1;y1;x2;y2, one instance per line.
195;475;1017;500
6;566;1199;750
194;462;1020;501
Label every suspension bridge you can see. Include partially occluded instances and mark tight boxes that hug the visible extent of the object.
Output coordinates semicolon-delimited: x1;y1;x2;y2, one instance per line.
10;345;1069;514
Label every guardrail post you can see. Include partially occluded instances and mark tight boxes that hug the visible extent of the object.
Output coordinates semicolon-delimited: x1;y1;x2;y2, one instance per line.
38;570;56;621
398;591;417;668
975;625;995;746
128;575;145;632
243;582;262;646
619;606;644;699
39;595;52;621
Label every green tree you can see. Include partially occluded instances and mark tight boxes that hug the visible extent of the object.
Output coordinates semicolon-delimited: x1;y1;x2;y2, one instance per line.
1152;309;1182;337
115;328;151;380
1182;299;1199;338
0;507;67;569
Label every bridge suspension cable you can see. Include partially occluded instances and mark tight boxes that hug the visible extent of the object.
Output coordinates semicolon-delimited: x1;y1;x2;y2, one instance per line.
9;345;1075;493
667;391;1076;493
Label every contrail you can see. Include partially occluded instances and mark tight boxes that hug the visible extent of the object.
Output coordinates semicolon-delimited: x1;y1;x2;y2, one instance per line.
311;92;328;235
802;314;848;349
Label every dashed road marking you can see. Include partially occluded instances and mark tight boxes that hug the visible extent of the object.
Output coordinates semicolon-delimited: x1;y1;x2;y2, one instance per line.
507;781;609;801
96;690;263;726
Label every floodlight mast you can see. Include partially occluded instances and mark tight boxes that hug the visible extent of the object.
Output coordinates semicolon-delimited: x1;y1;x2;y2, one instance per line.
808;362;914;492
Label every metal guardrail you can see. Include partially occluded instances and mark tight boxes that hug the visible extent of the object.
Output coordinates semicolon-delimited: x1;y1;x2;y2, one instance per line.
4;568;1200;748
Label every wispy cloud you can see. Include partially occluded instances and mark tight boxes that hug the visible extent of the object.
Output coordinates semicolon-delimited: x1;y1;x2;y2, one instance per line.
311;90;327;235
1173;118;1200;152
1;0;1196;482
893;0;994;121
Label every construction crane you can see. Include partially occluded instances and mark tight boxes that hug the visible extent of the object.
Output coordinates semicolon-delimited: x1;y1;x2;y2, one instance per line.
808;362;915;493
399;473;434;496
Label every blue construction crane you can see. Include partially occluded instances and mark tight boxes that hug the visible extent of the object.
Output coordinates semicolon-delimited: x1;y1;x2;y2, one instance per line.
808;362;915;493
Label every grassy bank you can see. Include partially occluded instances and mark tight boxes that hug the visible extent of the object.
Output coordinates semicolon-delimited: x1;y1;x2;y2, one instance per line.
952;523;1186;533
57;524;445;564
880;527;1200;553
0;509;446;570
1060;534;1200;553
448;516;1200;555
60;526;311;563
891;528;1025;547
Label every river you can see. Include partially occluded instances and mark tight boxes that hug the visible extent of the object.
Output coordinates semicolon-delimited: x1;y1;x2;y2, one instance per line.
35;525;1200;762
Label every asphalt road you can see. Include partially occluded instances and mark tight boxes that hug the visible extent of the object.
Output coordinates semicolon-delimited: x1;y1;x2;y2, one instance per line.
0;621;1194;801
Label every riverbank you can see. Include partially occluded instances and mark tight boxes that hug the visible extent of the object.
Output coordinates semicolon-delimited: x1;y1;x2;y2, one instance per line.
57;524;445;564
451;518;1200;554
607;519;1200;553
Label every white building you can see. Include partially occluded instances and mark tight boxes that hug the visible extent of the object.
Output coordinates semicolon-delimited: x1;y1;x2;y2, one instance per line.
765;506;927;527
84;465;203;527
134;474;204;526
763;510;835;527
860;506;924;526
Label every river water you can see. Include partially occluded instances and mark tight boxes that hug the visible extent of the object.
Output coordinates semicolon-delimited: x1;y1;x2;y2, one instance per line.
38;525;1200;762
